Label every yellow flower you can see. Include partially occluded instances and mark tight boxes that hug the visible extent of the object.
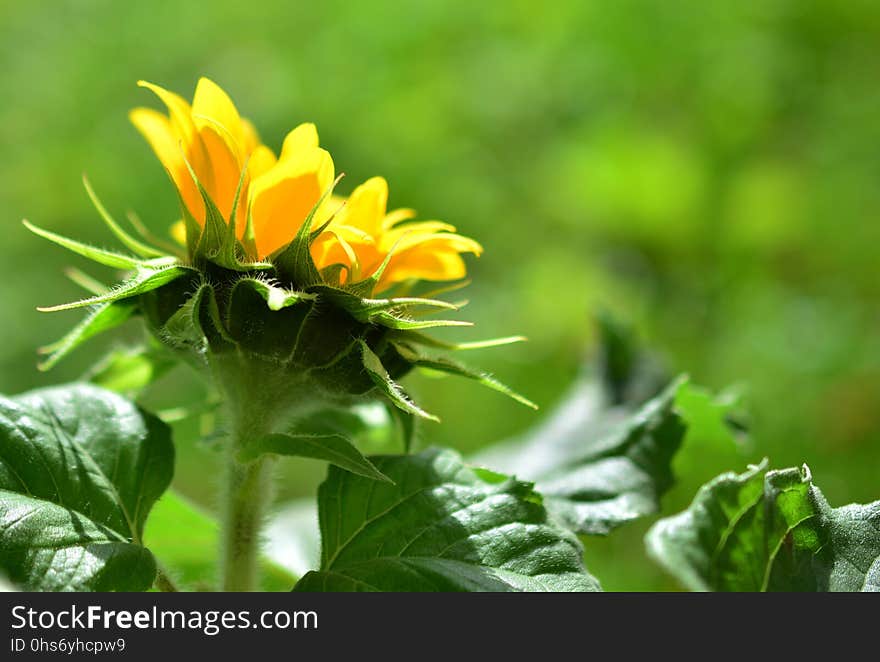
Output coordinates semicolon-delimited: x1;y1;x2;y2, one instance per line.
131;78;481;292
130;77;333;257
313;177;483;292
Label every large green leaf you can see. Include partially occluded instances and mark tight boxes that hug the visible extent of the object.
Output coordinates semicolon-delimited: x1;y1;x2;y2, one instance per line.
0;383;173;591
293;448;600;592
145;491;296;591
646;461;880;592
473;317;738;536
0;491;156;592
475;378;694;535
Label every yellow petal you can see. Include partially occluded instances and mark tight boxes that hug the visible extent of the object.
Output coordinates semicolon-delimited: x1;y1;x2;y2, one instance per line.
280;123;320;161
192;77;245;152
311;229;364;282
377;247;469;292
137;80;198;145
335;176;388;237
382;207;417;230
136;80;215;211
248;144;277;179
197;122;244;235
250;147;335;258
129;107;203;222
129;107;184;179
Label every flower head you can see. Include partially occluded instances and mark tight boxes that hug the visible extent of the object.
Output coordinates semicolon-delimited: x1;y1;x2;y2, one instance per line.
130;78;480;293
28;77;532;431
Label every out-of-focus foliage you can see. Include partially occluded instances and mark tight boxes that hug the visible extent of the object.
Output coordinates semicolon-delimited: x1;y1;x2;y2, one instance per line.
2;0;879;590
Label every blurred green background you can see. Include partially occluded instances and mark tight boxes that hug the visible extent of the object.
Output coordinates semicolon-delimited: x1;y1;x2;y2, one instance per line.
2;0;878;590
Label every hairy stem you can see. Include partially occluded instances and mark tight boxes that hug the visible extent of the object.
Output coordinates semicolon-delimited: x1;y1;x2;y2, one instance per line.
219;414;276;592
214;355;291;591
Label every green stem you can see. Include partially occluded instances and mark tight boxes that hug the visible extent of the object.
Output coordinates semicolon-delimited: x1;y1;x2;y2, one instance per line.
214;355;288;592
220;425;276;592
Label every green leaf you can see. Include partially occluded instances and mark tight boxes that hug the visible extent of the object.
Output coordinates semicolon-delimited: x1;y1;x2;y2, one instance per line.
0;491;157;592
293;448;600;592
38;264;192;312
359;341;438;422
472;317;738;536
592;311;669;406
646;461;880;592
284;405;402;454
145;491;297;591
674;382;746;449
0;383;173;591
238;433;392;482
478;380;691;535
82;175;166;258
38;301;137;370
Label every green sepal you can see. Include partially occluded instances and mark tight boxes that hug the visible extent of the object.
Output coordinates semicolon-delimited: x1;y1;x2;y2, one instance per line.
224;278;315;359
23;220;165;271
370;313;472;331
343;227;423;298
37;264;193;312
237;433;392;483
222;154;250;262
233;277;314;311
82;175;166;258
161;282;233;354
309;285;459;324
397;331;527;352
394;342;537;410
320;263;349;287
359;340;438;422
38;300;137;371
181;154;234;265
